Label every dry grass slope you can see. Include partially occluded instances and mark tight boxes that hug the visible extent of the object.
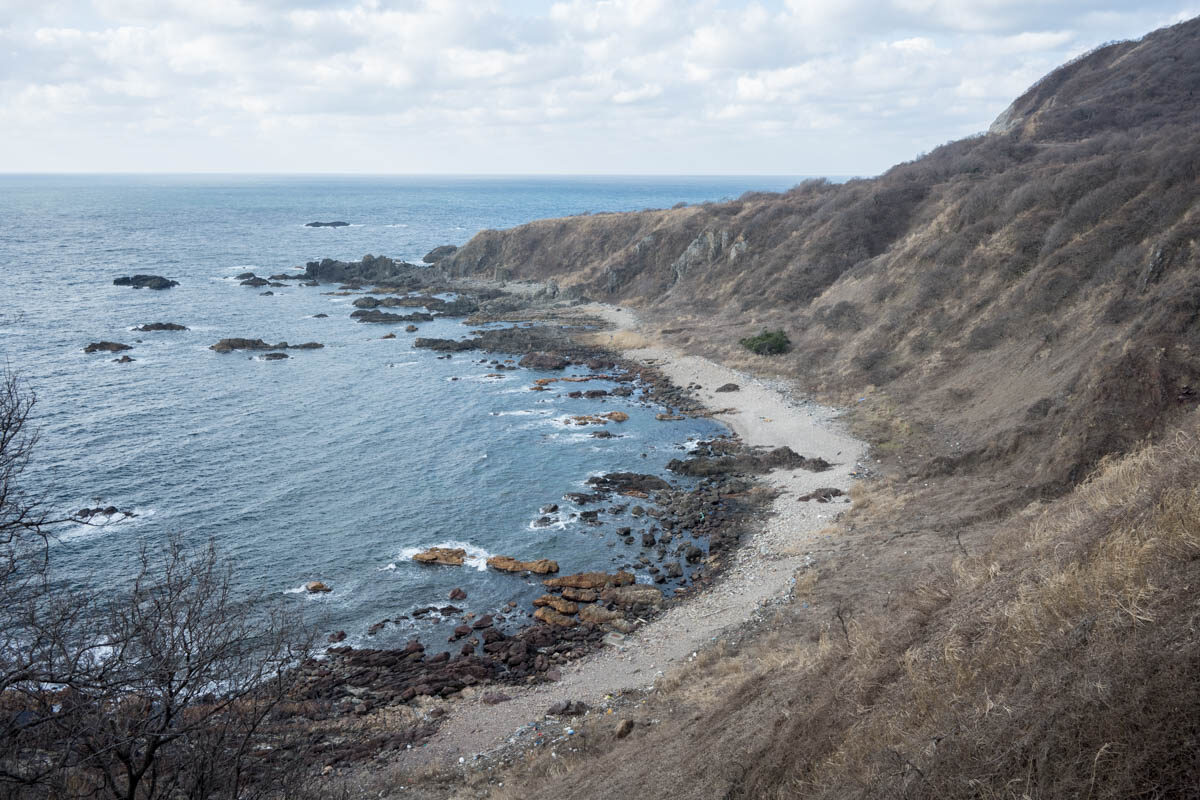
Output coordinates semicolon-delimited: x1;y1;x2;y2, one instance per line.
392;17;1200;800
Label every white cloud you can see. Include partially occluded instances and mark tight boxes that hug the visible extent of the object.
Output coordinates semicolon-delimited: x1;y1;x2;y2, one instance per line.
0;0;1195;173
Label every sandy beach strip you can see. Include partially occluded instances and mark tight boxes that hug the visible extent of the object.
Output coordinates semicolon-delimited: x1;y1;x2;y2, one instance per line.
400;303;868;765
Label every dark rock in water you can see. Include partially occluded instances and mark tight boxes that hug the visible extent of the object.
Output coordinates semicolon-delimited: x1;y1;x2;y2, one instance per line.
305;221;350;227
328;630;347;643
414;337;477;352
587;472;671;494
352;296;380;308
302;254;422;284
313;313;328;318
135;322;187;331
268;273;295;281
541;503;559;514
263;352;289;360
611;385;634;397
533;516;555;528
240;277;270;287
405;324;418;332
381;332;396;340
472;615;494;629
423;244;458;263
584;389;608;399
113;274;178;290
367;621;387;636
259;291;274;296
85;341;132;354
518;352;569;370
75;506;134;519
209;338;324;353
449;587;468;601
235;272;256;280
715;383;740;392
268;282;286;287
591;430;616;439
350;309;434;324
113;355;135;363
438;296;479;316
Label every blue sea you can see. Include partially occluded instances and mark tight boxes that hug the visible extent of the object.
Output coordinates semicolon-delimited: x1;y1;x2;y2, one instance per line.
0;174;802;650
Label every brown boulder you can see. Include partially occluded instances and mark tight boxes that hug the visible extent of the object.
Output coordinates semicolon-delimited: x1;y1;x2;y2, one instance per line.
413;547;466;566
518;352;569;370
544;571;635;590
561;587;598;602
534;607;575;627
487;555;559;574
305;581;331;593
533;595;579;614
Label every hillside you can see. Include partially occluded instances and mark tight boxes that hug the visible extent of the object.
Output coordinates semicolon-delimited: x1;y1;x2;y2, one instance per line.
445;16;1200;507
423;17;1200;800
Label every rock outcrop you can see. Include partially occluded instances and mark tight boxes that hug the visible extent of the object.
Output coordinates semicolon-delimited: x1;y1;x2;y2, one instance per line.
113;275;178;290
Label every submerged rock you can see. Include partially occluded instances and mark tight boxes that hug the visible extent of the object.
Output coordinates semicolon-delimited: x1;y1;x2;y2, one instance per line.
305;221;350;227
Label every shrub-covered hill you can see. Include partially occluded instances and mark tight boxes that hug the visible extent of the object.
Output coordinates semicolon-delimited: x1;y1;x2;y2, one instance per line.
445;16;1200;509
409;17;1200;800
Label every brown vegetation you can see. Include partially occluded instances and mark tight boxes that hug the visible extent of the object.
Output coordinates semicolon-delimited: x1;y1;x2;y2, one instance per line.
408;16;1200;800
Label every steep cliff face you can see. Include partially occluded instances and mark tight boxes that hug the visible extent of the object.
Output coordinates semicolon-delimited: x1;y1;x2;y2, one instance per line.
445;16;1200;498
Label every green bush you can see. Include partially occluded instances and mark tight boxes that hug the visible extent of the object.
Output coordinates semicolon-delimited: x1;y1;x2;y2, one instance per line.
740;329;792;355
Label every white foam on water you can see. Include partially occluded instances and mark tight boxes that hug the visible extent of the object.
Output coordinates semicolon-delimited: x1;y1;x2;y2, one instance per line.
527;505;576;531
491;408;552;417
398;540;495;571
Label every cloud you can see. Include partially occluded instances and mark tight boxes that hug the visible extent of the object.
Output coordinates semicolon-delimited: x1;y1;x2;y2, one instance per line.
0;0;1196;173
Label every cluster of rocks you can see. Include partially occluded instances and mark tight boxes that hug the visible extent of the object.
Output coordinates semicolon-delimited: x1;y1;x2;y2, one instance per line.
350;309;434;324
74;506;136;520
668;439;832;476
303;254;434;285
113;274;177;290
135;322;187;331
209;338;324;353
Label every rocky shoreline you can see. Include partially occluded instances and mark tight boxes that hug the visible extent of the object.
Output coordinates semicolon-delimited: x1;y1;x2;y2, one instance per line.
84;250;852;767
192;254;838;761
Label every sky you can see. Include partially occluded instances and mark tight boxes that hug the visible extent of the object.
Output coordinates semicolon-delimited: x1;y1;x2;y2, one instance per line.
0;0;1196;175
